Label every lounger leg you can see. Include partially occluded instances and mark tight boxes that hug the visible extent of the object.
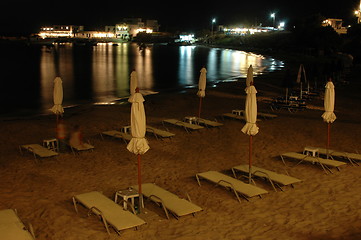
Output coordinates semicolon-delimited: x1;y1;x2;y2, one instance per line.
72;197;79;214
148;195;170;219
89;207;111;235
195;174;201;186
280;156;288;167
231;168;237;178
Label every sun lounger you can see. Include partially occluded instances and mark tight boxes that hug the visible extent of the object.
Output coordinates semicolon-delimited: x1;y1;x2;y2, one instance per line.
19;144;58;160
146;126;175;140
308;147;360;166
232;165;302;192
222;113;262;122
222;113;246;121
72;191;145;235
100;130;132;143
70;142;94;153
232;109;277;119
162;119;204;133
195;171;268;202
184;117;223;128
131;183;202;219
0;209;36;240
280;152;347;174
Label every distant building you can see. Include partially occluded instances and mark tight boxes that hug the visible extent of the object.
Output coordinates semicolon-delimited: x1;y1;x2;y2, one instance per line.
322;18;347;34
38;25;84;38
38;19;160;40
105;18;160;40
75;31;115;39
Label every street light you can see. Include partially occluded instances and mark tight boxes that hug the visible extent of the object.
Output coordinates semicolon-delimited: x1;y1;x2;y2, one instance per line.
270;13;275;28
212;18;216;36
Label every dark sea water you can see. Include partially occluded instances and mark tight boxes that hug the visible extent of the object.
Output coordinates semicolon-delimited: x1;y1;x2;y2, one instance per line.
0;42;284;116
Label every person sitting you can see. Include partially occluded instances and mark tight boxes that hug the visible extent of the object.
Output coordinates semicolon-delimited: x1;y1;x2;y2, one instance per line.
69;125;84;148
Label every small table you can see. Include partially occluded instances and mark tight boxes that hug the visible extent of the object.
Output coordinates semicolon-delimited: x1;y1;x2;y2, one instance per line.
114;189;139;210
121;126;131;134
303;147;319;157
231;110;244;116
43;139;58;152
184;116;197;124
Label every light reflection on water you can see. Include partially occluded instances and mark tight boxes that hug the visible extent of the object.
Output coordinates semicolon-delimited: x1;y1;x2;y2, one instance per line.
3;42;284;115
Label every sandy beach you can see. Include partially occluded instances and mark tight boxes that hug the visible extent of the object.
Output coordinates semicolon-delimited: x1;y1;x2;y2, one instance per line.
1;64;361;240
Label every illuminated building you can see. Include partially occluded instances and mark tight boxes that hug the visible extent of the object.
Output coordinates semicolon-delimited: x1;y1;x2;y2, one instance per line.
322;19;347;34
38;25;84;38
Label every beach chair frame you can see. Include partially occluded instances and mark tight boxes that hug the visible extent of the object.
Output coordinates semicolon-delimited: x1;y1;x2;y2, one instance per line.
72;193;142;236
131;183;202;220
280;153;343;174
100;130;130;144
162;119;203;134
196;174;249;203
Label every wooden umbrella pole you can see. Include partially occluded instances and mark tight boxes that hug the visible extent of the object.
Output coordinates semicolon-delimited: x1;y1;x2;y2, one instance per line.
137;154;143;212
198;97;202;118
249;135;252;184
327;123;330;159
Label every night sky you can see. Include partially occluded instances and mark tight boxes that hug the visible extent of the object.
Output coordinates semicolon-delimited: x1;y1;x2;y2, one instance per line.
1;0;360;35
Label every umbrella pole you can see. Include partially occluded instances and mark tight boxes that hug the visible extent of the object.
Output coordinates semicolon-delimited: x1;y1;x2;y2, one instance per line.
137;154;143;213
249;135;252;184
327;123;330;159
198;97;202;118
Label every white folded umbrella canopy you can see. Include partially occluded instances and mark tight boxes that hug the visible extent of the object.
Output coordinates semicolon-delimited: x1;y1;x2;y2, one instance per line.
197;67;207;118
241;84;259;183
50;77;64;116
322;80;336;157
127;90;149;212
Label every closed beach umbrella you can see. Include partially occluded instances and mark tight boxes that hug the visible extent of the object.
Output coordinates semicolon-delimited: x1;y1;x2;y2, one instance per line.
322;79;336;157
130;70;138;96
127;89;149;211
197;67;207;118
246;65;253;87
50;77;64;118
241;83;259;183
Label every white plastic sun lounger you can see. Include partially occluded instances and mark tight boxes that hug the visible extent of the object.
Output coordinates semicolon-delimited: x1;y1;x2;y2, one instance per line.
19;144;58;160
162;119;204;133
232;109;277;119
146;126;175;140
280;152;347;174
131;183;202;219
195;171;268;202
72;191;145;235
184;117;223;128
69;142;94;154
222;113;247;121
232;165;302;192
309;147;360;166
0;209;36;240
222;113;262;122
100;130;132;143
